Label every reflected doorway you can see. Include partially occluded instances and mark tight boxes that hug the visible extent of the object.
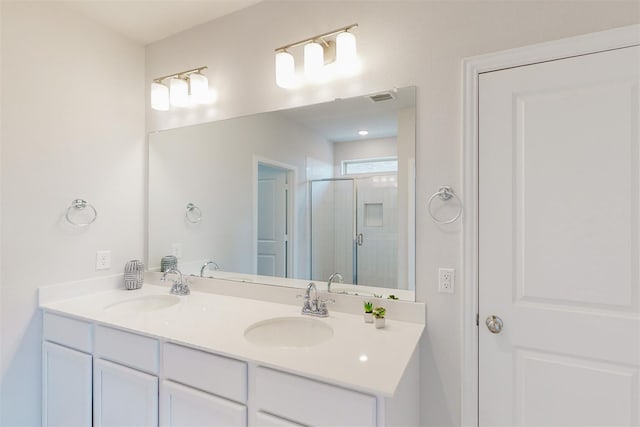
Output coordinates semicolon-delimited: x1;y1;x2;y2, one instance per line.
257;162;293;278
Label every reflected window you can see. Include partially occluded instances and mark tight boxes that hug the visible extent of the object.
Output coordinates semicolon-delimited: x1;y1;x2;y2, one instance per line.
342;157;398;175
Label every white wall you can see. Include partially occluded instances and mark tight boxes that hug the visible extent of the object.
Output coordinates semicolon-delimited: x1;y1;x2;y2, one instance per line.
145;1;639;425
0;1;635;425
0;3;145;425
148;111;333;278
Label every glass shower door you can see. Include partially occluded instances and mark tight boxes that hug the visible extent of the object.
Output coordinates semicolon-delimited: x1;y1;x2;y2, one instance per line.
355;176;398;288
310;176;398;287
310;179;355;283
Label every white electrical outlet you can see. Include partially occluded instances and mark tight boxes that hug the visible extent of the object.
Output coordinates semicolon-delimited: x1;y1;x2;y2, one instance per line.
171;243;182;259
96;250;111;270
438;268;455;293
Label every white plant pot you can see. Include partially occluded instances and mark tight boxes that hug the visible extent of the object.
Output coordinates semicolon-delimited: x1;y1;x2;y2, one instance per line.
374;317;386;329
363;313;373;323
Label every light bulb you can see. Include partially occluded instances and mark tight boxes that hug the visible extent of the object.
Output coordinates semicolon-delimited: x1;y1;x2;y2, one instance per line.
150;82;169;111
336;31;358;75
189;73;209;104
304;42;324;82
275;51;297;89
169;77;189;107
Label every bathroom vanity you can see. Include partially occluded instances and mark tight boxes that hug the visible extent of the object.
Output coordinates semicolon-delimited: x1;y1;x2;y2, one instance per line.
40;280;424;427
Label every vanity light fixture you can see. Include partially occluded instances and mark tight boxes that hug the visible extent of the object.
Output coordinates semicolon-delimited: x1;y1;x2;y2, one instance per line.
150;82;170;111
169;77;189;107
275;51;297;88
304;41;325;82
274;24;358;89
150;66;209;111
336;31;358;75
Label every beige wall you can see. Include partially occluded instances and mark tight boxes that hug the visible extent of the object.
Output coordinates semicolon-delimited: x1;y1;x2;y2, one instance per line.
146;1;639;425
0;2;145;425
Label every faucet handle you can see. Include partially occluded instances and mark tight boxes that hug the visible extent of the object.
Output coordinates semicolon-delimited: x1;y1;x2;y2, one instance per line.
317;298;335;312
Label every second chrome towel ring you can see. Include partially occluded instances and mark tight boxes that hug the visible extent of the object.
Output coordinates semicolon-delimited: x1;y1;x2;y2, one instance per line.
65;199;98;227
428;186;462;225
185;203;202;223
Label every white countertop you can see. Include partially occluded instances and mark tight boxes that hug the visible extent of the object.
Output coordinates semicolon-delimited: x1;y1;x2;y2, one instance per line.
40;284;424;397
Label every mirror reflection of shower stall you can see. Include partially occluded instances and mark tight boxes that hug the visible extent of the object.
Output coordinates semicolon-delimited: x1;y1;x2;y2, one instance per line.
310;176;397;287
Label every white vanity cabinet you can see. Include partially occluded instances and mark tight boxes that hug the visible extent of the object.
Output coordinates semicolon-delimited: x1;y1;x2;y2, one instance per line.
94;358;159;427
254;366;377;427
253;412;305;427
42;341;92;427
42;313;93;427
42;310;419;427
161;380;247;426
93;325;160;427
161;343;248;427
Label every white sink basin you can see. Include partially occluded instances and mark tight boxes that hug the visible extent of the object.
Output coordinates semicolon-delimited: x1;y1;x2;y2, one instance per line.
244;316;333;349
104;294;180;313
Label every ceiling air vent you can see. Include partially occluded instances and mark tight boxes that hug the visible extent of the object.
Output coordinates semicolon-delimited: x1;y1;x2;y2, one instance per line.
368;92;395;103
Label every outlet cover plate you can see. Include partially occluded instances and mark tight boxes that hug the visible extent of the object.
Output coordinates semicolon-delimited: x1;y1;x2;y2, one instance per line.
438;268;455;293
96;250;111;270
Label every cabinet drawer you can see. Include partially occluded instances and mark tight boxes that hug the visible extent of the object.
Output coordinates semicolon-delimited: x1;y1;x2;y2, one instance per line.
43;312;92;353
164;343;247;403
255;367;376;427
94;325;159;374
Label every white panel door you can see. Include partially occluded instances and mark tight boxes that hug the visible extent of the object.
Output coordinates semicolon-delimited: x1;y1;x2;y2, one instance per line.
479;46;640;426
42;341;92;427
160;380;247;427
94;358;159;427
257;164;288;277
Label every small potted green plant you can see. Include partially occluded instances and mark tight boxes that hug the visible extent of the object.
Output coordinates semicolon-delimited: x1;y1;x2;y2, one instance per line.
373;306;386;329
363;301;374;323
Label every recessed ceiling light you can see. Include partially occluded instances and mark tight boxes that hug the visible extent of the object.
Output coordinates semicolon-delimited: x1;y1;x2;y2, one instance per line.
358;130;369;136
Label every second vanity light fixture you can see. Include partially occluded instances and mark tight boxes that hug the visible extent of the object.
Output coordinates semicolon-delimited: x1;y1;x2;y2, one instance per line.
151;66;209;111
275;24;359;89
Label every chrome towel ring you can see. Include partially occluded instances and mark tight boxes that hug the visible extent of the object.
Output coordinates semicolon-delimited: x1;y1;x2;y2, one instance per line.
65;199;97;227
185;203;202;223
427;186;462;225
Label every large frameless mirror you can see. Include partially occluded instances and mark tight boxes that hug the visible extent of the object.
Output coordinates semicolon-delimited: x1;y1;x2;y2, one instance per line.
148;86;416;300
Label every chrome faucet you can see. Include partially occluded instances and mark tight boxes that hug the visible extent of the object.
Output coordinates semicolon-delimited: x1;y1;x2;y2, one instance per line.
200;260;220;277
327;272;344;293
300;282;333;317
162;268;190;295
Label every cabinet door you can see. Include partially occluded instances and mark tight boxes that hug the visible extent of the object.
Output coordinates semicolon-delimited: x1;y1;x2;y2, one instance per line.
161;380;247;427
42;341;92;427
94;358;158;427
254;411;304;427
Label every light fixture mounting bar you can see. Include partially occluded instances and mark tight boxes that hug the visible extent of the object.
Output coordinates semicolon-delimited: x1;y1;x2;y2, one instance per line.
153;66;208;83
275;24;358;52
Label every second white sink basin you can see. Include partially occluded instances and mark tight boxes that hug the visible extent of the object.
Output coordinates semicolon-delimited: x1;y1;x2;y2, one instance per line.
244;316;333;349
104;294;180;313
